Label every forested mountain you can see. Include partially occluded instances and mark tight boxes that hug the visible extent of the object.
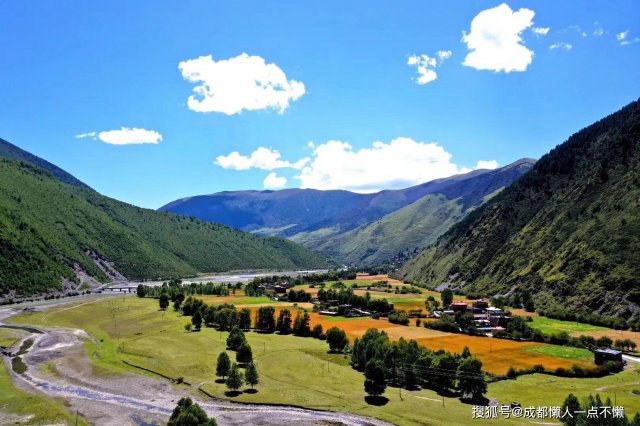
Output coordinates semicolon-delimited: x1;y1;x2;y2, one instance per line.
0;147;330;299
161;160;534;265
397;99;640;322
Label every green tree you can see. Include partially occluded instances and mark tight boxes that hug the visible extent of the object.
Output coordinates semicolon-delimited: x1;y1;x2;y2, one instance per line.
168;397;217;426
311;324;324;339
136;284;145;298
293;311;311;336
226;363;244;392
456;357;487;401
441;288;453;307
431;353;458;392
276;309;292;334
226;326;246;350
597;336;613;348
461;346;472;358
191;309;202;331
236;342;253;365
159;292;169;310
238;308;252;330
256;306;276;333
364;360;387;397
326;327;349;353
216;352;231;380
245;362;259;390
560;393;581;426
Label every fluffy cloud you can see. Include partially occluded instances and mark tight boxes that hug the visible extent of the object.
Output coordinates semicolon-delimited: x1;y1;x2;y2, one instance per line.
297;138;478;192
532;27;550;36
617;31;629;41
76;127;162;145
178;53;305;115
215;147;307;171
476;160;499;169
407;51;452;85
263;172;287;189
462;3;535;73
550;42;573;51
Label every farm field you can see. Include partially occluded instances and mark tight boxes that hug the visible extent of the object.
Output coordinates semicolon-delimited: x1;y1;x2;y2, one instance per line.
8;296;640;425
527;316;610;335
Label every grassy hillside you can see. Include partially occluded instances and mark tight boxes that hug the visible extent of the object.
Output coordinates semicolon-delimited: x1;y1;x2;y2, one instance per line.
293;194;466;265
397;99;640;322
0;159;329;298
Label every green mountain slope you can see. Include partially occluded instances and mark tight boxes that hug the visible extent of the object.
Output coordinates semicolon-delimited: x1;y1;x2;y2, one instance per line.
0;158;330;298
293;194;466;265
397;99;640;322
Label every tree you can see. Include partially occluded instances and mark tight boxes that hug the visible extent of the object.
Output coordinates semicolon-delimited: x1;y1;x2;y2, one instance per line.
596;336;613;348
226;327;246;350
326;327;349;353
276;309;292;334
441;289;453;307
191;309;203;331
226;363;244;392
461;346;472;358
236;342;253;365
560;393;581;426
431;353;458;392
159;292;169;310
364;360;387;397
216;352;231;380
256;306;276;333
238;308;252;330
312;324;324;339
172;292;185;311
136;284;146;298
245;362;259;390
168;397;217;426
293;311;311;336
457;357;487;401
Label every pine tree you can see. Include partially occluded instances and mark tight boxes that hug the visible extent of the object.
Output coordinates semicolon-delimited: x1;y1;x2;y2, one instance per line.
226;326;246;350
226;363;244;392
236;342;253;365
216;352;231;380
245;362;259;390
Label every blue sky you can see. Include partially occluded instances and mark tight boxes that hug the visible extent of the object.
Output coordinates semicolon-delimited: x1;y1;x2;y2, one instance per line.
1;1;639;208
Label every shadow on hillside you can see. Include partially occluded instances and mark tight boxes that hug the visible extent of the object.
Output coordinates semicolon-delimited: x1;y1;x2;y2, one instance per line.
364;395;389;406
244;389;258;394
225;391;242;397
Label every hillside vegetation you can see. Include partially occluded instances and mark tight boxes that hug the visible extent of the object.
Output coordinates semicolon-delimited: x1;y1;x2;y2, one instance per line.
0;159;329;298
162;160;534;265
398;99;640;323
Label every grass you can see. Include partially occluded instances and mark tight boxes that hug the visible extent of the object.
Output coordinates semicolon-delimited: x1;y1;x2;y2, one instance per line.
524;345;593;360
0;328;26;348
9;296;640;425
0;359;84;425
528;316;610;335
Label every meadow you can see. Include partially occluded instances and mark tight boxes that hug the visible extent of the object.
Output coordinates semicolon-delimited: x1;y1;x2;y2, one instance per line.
9;294;640;425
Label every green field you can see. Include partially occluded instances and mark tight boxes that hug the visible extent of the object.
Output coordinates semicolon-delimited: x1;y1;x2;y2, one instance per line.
0;328;26;348
528;316;610;335
8;296;640;425
524;345;593;360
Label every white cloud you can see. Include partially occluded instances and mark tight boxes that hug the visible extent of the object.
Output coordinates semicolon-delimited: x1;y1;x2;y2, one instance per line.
407;51;452;85
76;127;162;145
593;23;605;36
550;42;573;51
263;172;287;189
532;27;550;36
617;31;629;41
178;53;305;115
215;147;308;171
462;3;535;73
297;138;482;192
476;160;499;169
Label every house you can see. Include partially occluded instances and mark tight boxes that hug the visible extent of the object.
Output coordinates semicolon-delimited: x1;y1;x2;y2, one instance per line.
486;307;503;316
472;299;489;313
451;302;468;313
594;348;623;365
319;310;338;316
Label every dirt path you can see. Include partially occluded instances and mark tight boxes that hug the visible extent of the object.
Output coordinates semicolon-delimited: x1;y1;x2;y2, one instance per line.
1;304;391;426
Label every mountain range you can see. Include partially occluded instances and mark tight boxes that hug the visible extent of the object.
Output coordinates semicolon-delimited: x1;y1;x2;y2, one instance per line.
160;159;535;265
0;138;330;299
397;99;640;322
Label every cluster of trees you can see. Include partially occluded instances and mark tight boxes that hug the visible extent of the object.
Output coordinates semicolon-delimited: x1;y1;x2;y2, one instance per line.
540;305;630;330
388;311;410;325
168;397;217;426
286;289;312;303
351;329;487;401
139;280;232;301
560;393;640;426
316;287;392;313
215;328;260;394
244;270;357;296
275;309;313;336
